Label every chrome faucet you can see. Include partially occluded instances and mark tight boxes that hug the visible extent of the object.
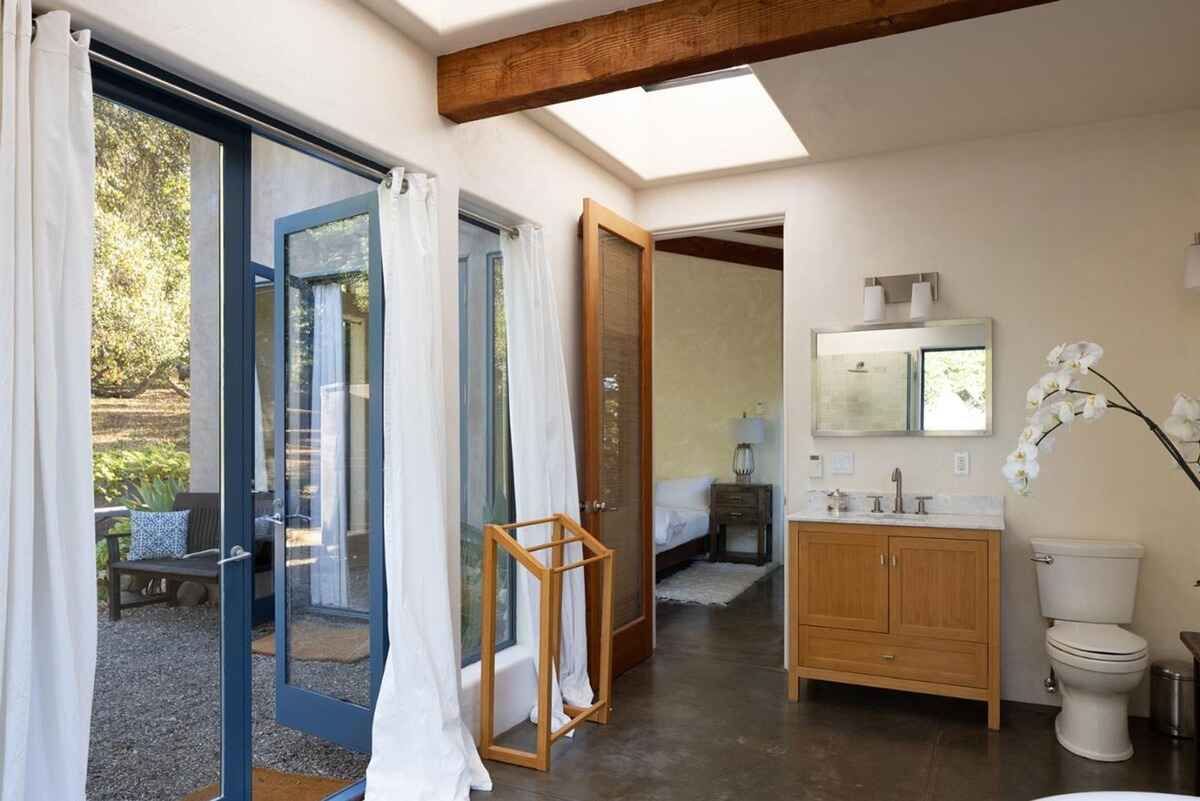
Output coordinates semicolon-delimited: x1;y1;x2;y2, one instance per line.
891;468;903;513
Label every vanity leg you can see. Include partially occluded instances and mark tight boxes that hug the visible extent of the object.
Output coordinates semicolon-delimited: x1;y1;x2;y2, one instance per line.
987;696;1000;731
788;668;800;702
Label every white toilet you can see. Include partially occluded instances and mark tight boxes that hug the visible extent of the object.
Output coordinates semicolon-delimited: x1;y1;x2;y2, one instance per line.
1031;538;1148;762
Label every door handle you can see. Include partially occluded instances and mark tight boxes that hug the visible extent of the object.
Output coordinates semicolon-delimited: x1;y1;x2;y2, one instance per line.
583;500;608;513
218;545;253;566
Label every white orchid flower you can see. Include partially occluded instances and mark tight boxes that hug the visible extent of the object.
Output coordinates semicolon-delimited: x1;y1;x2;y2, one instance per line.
1002;456;1039;482
1054;401;1076;425
1165;414;1200;444
1010;476;1032;496
1038;371;1075;398
1171;393;1200;423
1019;424;1042;444
1026;384;1046;410
1065;342;1104;374
1046;343;1067;366
1080;393;1107;420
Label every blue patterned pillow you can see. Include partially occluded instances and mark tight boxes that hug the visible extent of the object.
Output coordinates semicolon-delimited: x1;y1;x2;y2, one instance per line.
128;510;190;561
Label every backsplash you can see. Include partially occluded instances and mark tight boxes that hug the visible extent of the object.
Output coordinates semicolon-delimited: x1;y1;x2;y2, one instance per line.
803;489;1004;517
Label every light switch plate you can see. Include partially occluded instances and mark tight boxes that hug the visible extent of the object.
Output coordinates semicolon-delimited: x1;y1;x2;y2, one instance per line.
830;451;854;475
808;454;824;479
954;451;970;476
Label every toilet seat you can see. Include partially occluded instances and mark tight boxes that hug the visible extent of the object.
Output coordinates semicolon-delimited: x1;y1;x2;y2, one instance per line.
1046;622;1147;665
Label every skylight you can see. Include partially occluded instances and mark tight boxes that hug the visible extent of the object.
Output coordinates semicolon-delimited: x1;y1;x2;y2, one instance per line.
536;69;808;184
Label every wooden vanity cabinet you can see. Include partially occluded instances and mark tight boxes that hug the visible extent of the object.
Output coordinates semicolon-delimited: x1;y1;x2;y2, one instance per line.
788;522;1001;730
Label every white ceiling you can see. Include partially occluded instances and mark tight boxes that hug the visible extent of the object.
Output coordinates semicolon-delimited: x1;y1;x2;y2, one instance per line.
357;0;639;53
361;0;1200;183
754;0;1200;162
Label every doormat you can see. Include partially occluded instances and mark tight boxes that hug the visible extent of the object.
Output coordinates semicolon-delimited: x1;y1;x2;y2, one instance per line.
181;768;353;801
655;561;778;606
251;620;369;664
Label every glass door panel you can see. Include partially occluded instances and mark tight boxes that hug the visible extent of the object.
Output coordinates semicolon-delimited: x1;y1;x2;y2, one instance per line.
274;192;383;753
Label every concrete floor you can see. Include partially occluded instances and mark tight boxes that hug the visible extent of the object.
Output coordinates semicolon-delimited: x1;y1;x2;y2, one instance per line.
482;567;1195;801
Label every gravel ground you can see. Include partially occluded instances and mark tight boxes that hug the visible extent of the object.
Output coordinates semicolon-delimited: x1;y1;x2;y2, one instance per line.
89;606;369;801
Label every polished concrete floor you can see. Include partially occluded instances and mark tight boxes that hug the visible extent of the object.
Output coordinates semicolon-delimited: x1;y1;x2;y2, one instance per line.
483;567;1195;801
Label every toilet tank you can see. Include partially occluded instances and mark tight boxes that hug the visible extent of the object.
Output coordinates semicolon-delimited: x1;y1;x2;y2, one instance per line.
1031;538;1144;624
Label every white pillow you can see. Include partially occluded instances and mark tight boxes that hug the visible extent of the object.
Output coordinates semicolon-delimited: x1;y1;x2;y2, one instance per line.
655;476;716;511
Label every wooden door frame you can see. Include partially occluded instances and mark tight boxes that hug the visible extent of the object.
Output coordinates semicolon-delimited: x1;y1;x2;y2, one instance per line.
581;198;655;683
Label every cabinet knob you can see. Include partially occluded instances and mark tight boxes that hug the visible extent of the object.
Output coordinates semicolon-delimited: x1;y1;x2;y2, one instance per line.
880;654;896;661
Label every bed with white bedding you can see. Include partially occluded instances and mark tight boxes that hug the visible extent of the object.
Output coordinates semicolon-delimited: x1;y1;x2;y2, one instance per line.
653;476;715;577
654;506;710;554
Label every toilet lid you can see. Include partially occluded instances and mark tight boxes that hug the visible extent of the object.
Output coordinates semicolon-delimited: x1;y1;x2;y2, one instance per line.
1047;622;1147;661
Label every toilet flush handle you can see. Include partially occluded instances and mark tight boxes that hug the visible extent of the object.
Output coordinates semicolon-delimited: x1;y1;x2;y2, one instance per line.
1030;553;1054;565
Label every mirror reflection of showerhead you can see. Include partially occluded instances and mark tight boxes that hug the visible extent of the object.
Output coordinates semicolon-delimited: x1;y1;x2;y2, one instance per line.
848;361;869;374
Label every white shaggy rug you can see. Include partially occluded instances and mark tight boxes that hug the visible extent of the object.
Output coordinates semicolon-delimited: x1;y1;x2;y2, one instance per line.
655;561;779;606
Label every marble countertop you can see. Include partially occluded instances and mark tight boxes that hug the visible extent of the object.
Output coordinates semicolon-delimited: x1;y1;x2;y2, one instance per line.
787;490;1005;531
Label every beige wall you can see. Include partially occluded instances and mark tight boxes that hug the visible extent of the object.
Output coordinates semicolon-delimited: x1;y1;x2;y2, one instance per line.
637;109;1200;714
653;251;784;555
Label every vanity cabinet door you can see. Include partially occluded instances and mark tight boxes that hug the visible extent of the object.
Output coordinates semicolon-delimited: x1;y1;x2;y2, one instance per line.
889;536;988;643
797;531;889;632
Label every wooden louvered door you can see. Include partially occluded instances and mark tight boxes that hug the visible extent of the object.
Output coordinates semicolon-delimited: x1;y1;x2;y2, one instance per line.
580;198;654;681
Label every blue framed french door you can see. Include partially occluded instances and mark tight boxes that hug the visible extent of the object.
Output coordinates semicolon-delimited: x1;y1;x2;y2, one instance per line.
91;61;257;801
273;191;386;753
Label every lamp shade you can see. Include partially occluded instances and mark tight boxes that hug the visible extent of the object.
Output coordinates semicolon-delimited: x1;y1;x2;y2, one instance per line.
910;280;933;320
733;415;766;444
863;284;885;323
1187;233;1200;293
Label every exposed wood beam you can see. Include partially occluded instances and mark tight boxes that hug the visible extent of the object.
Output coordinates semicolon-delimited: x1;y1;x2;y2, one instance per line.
437;0;1055;123
655;236;783;271
740;225;784;239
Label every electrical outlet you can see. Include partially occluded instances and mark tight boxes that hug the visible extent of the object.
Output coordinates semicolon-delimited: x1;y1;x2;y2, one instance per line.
830;451;854;476
809;454;824;479
954;451;970;476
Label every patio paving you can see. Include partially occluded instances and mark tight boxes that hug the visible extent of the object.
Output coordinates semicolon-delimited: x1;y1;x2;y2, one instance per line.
88;605;368;801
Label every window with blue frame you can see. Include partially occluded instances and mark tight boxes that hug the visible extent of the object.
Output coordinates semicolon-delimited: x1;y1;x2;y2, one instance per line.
459;214;517;666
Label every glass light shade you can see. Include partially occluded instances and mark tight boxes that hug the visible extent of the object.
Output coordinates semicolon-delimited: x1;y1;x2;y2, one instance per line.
1187;235;1200;293
910;280;933;320
863;284;885;323
732;415;766;444
733;443;756;483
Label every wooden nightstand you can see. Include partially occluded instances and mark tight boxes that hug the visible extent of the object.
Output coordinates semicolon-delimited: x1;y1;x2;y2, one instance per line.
709;483;773;566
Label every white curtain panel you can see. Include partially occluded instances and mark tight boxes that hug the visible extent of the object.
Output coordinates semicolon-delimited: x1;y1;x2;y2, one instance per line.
0;6;96;801
310;282;348;608
253;370;267;492
501;225;593;727
366;170;491;799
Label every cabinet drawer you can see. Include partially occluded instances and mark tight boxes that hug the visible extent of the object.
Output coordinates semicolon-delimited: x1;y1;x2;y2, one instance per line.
801;627;987;689
714;487;759;508
716;508;765;525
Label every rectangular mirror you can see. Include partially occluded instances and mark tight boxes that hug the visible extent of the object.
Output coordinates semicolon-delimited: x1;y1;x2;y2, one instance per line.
812;318;992;437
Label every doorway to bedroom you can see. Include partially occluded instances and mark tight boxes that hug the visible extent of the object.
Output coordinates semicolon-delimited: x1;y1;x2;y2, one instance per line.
649;223;786;664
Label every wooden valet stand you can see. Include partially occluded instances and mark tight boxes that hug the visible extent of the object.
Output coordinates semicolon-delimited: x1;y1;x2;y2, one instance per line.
479;514;615;772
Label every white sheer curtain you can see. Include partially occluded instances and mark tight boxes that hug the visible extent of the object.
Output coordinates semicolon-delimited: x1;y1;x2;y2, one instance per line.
0;6;95;801
501;225;593;726
310;282;348;607
366;169;490;800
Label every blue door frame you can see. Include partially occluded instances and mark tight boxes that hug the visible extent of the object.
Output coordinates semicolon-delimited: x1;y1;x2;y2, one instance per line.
272;191;386;755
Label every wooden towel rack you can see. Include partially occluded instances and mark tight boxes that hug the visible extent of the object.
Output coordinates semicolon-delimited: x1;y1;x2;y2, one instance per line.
479;514;614;772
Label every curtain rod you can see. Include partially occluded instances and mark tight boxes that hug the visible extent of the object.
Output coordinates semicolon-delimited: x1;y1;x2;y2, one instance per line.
460;209;520;237
86;47;392;185
56;32;520;233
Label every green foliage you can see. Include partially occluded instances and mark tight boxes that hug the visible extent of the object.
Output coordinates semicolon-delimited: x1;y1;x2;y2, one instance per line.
122;477;187;514
91;97;193;397
93;445;190;506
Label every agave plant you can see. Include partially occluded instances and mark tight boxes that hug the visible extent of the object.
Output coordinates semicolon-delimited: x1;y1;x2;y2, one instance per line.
1003;341;1200;496
121;476;186;512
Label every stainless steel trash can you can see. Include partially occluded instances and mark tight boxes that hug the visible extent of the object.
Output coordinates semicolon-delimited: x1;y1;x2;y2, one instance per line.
1151;659;1194;738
